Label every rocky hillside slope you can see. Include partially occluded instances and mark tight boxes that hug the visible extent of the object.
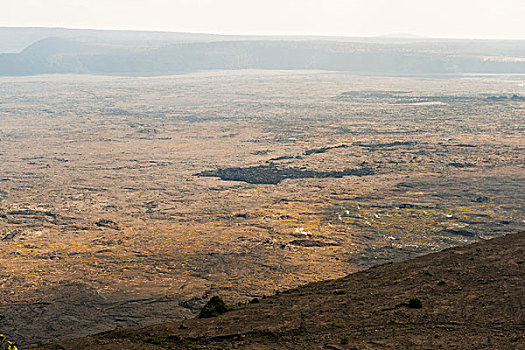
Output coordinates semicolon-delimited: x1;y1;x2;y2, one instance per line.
31;231;524;349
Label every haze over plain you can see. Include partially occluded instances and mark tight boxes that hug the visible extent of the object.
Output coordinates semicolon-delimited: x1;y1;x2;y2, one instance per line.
0;1;524;348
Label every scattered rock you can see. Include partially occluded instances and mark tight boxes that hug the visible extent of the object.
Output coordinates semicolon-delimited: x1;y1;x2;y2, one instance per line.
94;219;120;230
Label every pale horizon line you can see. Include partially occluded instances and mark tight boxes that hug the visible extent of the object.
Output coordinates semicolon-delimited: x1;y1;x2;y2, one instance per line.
2;25;525;42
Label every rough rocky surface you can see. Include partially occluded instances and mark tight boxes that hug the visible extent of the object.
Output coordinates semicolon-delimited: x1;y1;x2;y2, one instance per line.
32;231;524;349
0;72;523;345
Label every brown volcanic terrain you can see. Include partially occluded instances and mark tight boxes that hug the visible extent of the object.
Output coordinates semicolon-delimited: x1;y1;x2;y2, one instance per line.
33;231;525;349
0;71;524;345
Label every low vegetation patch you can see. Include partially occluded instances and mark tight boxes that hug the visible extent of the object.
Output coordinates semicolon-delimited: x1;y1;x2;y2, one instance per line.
198;296;235;318
408;297;423;309
0;334;18;350
142;336;166;345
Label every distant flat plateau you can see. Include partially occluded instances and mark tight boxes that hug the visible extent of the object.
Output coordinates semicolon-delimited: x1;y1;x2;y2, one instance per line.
1;27;524;76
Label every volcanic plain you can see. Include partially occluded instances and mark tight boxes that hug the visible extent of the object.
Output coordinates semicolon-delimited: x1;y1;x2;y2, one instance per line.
0;71;523;345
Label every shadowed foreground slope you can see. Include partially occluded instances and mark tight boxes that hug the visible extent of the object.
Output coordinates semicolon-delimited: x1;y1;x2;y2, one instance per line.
32;231;524;349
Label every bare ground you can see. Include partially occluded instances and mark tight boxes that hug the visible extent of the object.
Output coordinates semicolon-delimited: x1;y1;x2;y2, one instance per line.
32;231;524;349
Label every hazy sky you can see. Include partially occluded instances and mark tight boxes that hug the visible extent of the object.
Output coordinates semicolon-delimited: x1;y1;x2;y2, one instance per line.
2;0;524;39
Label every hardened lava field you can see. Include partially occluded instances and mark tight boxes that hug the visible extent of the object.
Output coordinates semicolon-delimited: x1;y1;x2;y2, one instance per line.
0;71;523;344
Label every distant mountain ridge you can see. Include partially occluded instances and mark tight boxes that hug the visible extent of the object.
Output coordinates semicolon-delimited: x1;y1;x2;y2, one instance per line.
1;27;524;76
0;27;447;54
0;27;235;53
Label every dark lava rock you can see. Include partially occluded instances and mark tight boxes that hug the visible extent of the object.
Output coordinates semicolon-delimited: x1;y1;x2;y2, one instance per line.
354;141;417;150
1;231;18;241
474;196;489;203
438;229;477;237
448;162;475;168
197;165;374;185
303;144;348;156
95;219;120;230
179;296;206;313
289;239;339;247
269;155;300;161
